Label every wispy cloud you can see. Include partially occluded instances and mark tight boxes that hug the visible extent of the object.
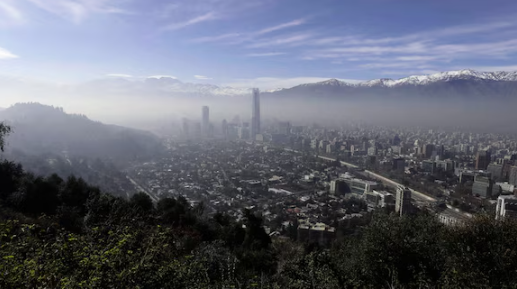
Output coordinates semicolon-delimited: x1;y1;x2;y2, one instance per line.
295;17;517;76
188;18;309;44
106;73;132;78
0;47;18;59
162;12;217;31
0;1;23;22
158;0;267;32
194;75;212;80
469;65;517;72
256;18;306;35
147;75;177;79
246;52;286;57
189;33;242;43
246;33;313;48
26;0;133;24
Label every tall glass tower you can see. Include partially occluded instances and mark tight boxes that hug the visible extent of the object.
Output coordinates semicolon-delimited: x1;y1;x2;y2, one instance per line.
251;88;260;139
202;106;209;136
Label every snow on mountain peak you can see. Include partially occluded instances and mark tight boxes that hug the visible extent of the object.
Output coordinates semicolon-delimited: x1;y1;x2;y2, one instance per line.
315;69;517;88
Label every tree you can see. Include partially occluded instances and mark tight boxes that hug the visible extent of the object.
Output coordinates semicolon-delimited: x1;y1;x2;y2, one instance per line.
242;209;271;251
60;176;97;215
0;160;23;200
0;122;10;152
9;174;60;216
130;192;154;214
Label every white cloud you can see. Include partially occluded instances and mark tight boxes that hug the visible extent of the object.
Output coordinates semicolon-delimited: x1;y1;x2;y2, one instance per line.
106;73;132;78
194;75;212;80
162;12;217;31
0;1;23;21
147;75;177;79
246;52;285;57
292;17;517;76
0;47;18;59
223;77;363;90
322;42;428;55
26;0;132;24
256;18;306;35
188;18;308;45
381;70;441;76
469;65;517;72
246;33;313;48
189;33;242;43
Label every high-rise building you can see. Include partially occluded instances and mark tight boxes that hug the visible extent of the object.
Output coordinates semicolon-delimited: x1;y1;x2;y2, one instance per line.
201;106;209;136
487;163;504;181
221;119;228;139
392;158;405;172
472;175;492;198
476;150;491;170
423;144;435;159
509;166;517;186
396;186;412;216
392;135;401;146
182;118;189;138
251;88;260;140
496;195;517;220
239;122;250;140
193;122;201;138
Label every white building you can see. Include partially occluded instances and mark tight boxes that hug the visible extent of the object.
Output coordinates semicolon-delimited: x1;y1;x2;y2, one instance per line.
495;195;517;220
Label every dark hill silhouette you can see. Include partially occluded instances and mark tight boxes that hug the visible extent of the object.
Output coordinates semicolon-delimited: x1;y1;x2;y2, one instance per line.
0;103;164;162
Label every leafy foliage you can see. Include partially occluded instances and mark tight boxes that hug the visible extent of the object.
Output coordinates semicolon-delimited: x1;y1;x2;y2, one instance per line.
0;122;10;151
4;122;517;288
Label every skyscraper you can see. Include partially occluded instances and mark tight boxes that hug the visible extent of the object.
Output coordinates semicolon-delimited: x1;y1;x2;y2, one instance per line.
251;88;260;140
509;166;517;186
221;119;228;139
396;186;412;216
476;150;491;170
202;106;209;137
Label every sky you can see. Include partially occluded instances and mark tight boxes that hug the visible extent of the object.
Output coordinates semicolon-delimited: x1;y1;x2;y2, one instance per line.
1;0;517;89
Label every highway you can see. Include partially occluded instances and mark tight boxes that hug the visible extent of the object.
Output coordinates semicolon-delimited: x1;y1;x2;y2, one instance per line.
294;152;437;203
126;175;159;203
318;155;436;202
283;147;470;221
316;154;474;219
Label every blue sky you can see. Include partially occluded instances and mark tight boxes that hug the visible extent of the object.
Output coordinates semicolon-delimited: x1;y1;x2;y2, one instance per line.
1;0;517;89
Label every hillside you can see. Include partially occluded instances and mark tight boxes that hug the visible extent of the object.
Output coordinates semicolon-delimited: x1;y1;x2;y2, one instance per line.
0;103;164;162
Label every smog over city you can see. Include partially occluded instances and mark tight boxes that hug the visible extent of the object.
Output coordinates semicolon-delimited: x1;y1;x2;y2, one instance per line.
2;0;517;288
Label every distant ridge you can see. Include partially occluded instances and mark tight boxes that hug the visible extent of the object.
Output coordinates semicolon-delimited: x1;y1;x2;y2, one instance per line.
266;69;517;100
0;103;164;162
301;69;517;88
2;69;517;99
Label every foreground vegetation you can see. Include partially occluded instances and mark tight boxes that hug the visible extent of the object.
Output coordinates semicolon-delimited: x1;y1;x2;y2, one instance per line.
3;123;517;288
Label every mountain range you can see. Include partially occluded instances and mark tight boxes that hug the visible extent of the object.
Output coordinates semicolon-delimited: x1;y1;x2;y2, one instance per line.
267;69;517;101
3;69;517;100
89;69;517;101
87;69;517;98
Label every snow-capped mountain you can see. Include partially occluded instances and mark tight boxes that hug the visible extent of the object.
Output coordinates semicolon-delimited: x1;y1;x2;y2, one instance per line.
269;69;517;100
299;69;517;88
